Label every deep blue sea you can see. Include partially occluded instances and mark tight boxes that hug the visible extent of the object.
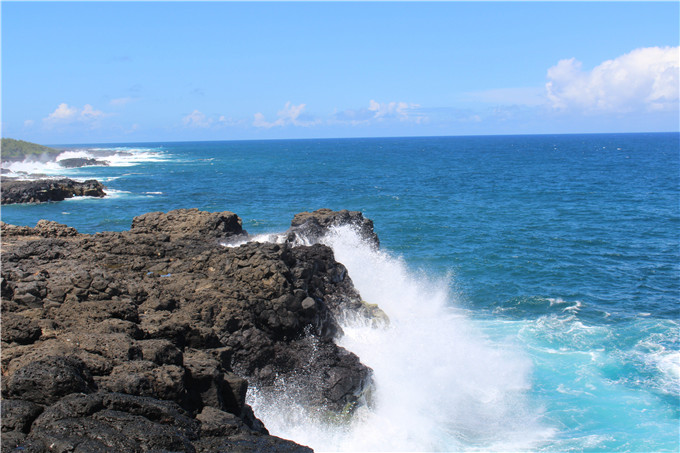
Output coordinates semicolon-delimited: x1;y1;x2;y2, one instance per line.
2;133;679;451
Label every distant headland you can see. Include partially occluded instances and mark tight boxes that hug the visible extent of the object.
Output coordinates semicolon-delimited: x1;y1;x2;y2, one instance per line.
1;138;108;204
1;138;62;163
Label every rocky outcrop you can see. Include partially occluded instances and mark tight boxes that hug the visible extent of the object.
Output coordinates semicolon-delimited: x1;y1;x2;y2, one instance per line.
289;208;380;248
1;208;379;452
58;158;109;168
1;178;106;205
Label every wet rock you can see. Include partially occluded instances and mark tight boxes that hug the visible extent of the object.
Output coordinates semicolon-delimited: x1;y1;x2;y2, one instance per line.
290;208;379;247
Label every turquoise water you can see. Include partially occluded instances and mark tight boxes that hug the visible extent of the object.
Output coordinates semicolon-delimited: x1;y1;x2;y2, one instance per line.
2;133;678;451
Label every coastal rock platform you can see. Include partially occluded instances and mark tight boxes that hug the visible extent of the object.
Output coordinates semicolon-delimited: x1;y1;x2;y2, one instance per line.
1;208;379;452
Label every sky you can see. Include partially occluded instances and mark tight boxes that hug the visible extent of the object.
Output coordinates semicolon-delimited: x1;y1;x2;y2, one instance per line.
1;1;679;145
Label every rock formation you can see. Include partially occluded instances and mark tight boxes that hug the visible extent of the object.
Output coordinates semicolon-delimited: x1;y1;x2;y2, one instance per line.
1;208;380;452
58;158;109;168
1;179;106;205
289;208;380;248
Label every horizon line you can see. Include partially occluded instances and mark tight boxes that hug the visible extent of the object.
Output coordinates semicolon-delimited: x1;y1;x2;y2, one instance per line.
18;130;678;148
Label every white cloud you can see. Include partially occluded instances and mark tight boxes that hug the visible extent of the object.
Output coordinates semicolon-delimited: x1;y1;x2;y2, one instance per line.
182;109;213;128
81;104;105;120
369;100;410;120
334;100;427;125
546;46;679;113
23;119;35;128
253;102;319;128
43;103;108;128
46;103;79;122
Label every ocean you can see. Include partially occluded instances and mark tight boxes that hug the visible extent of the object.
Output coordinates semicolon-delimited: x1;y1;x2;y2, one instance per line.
2;133;678;451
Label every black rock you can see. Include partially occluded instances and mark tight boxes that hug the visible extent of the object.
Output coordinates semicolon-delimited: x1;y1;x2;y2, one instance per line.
0;208;386;451
58;157;109;168
1;178;106;204
289;208;380;248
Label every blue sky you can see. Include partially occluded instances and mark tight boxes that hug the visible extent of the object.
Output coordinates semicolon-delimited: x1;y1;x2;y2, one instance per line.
2;1;678;144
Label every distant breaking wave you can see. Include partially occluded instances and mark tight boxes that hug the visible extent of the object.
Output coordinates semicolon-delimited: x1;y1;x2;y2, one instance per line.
2;146;170;180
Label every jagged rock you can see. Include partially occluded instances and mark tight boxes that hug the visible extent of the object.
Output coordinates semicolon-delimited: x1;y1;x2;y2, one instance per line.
289;208;380;247
6;356;95;405
0;208;384;451
1;178;106;204
1;399;44;433
1;312;42;344
19;392;200;453
130;208;246;242
0;220;79;239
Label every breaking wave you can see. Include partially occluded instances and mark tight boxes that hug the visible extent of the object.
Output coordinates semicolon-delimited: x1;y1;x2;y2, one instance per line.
247;225;555;451
2;146;170;179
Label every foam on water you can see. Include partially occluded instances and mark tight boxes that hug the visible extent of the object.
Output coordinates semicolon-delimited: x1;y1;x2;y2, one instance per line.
248;225;555;451
3;159;65;176
2;146;170;178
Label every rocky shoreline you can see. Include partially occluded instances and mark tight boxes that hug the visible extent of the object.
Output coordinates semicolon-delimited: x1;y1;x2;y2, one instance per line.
1;208;381;452
1;179;107;205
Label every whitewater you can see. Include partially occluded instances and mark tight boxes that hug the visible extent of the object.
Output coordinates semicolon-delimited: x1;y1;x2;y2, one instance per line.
247;225;555;452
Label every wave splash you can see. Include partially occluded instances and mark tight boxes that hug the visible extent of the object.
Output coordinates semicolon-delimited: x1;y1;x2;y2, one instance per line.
2;146;169;179
248;224;555;451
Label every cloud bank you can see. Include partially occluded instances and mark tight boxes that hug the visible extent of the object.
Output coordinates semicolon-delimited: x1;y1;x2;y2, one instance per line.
546;46;679;114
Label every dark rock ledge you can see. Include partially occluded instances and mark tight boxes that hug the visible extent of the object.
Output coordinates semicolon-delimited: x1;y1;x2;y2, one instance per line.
1;208;381;452
58;158;109;169
1;178;106;205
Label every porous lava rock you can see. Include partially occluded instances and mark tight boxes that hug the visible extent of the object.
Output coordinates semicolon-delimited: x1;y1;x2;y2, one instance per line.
1;208;380;452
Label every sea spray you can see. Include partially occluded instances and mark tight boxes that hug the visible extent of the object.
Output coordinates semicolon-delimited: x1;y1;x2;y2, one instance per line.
2;146;170;177
248;224;555;451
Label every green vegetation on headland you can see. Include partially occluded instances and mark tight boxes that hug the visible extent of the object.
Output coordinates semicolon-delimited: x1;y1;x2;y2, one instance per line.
1;138;61;162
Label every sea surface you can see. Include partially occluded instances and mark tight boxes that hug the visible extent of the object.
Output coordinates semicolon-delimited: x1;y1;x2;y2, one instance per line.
2;133;679;452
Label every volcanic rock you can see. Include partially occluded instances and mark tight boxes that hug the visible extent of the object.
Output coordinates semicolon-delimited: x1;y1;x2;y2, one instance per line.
289;208;380;248
1;208;380;451
58;157;109;168
1;178;106;204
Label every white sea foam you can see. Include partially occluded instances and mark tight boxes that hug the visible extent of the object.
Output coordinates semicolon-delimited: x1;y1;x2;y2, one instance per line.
3;159;64;176
248;225;555;451
548;297;583;313
654;351;680;395
102;188;132;199
634;329;680;396
2;146;170;177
